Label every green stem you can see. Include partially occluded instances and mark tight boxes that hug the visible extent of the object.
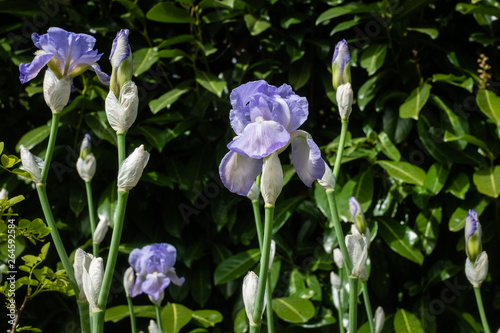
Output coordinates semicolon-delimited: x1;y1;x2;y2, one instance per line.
36;185;79;294
326;190;351;274
473;286;491;333
155;305;164;333
77;300;90;333
348;277;359;333
85;181;98;257
96;190;130;326
249;325;259;333
92;309;104;333
266;270;274;333
117;132;126;167
332;120;349;181
41;113;61;183
126;296;137;333
252;200;263;248
361;280;375;333
252;205;275;326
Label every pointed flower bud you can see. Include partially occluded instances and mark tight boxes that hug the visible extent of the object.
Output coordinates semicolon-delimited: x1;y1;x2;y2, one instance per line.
318;162;335;191
374;306;385;333
243;271;266;326
82;257;104;311
0;188;8;200
336;83;353;120
43;69;71;113
332;39;351;90
148;320;161;333
465;251;489;287
76;134;96;182
349;197;367;234
269;240;276;271
74;248;94;301
465;210;482;262
123;266;135;297
117;145;150;191
105;80;139;134
333;248;344;269
109;29;133;97
260;152;283;206
346;234;368;280
93;215;109;244
20;146;44;185
330;271;341;290
247;181;260;201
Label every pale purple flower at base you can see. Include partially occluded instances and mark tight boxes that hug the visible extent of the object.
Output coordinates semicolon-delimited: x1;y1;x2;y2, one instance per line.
128;243;185;301
219;80;325;196
19;27;109;84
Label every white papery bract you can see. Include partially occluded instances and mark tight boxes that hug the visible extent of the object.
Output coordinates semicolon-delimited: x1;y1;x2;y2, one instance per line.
247;181;260;201
318;162;335;191
336;83;353;120
148;320;161;333
346;234;368;280
123;266;135;297
330;271;341;290
43;69;70;113
242;271;266;326
74;248;94;301
117;145;150;191
269;240;276;271
333;248;344;269
374;306;385;333
465;251;489;287
93;215;109;244
105;80;139;134
82;257;104;311
20;146;44;185
260;152;283;206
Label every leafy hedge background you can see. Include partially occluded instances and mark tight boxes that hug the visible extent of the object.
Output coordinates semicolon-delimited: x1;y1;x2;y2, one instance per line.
1;0;500;332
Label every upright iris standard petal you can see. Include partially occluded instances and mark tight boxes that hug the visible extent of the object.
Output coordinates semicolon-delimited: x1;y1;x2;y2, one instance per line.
290;131;325;187
219;151;263;196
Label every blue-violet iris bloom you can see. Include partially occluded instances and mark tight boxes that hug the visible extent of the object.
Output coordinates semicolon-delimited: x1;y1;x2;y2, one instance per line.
19;27;110;84
128;243;185;300
219;80;325;196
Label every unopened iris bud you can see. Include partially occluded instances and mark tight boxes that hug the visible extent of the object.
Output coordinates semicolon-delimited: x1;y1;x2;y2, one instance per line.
242;271;266;326
331;39;351;90
148;320;161;333
109;29;133;97
330;271;341;290
0;188;8;199
20;146;43;185
318;162;335;191
76;134;96;182
43;69;71;113
333;248;344;269
93;215;109;244
465;210;482;262
269;240;276;271
336;83;353;120
105;80;139;134
82;257;104;311
346;234;368;280
374;306;385;333
465;251;489;287
349;197;367;234
123;266;135;297
117;145;150;191
260;152;283;206
74;248;94;301
247;181;260;201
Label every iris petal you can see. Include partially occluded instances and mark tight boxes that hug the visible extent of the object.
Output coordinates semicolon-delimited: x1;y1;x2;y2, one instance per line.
142;273;171;300
291;130;325;187
19;53;54;84
219;151;263;196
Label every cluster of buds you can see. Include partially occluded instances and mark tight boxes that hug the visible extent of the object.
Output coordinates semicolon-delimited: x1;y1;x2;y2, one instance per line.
464;210;488;287
331;39;353;121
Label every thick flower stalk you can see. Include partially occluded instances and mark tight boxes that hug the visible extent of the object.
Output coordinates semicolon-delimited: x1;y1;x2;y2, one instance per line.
219;80;325;196
128;243;185;301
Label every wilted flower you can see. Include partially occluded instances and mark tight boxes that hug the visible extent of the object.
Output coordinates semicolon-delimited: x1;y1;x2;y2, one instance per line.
43;69;70;113
336;83;353;120
76;134;96;182
117;145;150;191
123;266;135;297
105;80;139;134
219;80;325;196
331;39;351;90
465;251;489;287
20;146;43;185
93;215;109;244
19;27;109;84
242;271;266;326
128;243;185;300
465;210;482;262
109;29;133;96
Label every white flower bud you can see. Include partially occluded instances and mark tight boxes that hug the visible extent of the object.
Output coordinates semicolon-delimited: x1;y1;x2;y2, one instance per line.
105;80;139;133
247;181;260;201
336;83;353;120
43;70;71;113
20;146;44;184
117;145;150;191
148;320;161;333
374;306;385;333
74;248;94;301
260;152;283;206
330;271;341;290
465;251;489;287
123;266;135;297
0;188;8;199
82;257;103;311
346;234;368;280
77;154;96;182
318;162;335;191
333;248;344;269
243;271;266;326
269;240;276;271
93;215;109;244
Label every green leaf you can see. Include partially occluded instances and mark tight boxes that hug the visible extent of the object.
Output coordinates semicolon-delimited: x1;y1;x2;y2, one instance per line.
146;3;195;23
133;48;159;76
0;142;4;155
135;126;171;152
233;308;248;333
272;297;315;323
1;155;19;168
195;70;226;98
476;89;500;126
407;27;439;39
399;83;432;120
360;44;387;75
69;185;86;217
161;303;193;333
358;72;386;111
415;208;441;255
149;87;190;114
425;260;461;288
337;169;374;222
288;59;311;90
331;17;362;35
473;166;500;198
443;132;491;155
378;217;424;265
316;2;383;24
445;172;470;199
105;305;156;323
198;0;234;9
190;260;212;307
84;112;117;146
244;14;271;36
288;268;306;296
394;309;425;332
16;124;51;151
214;249;260;285
191;309;223;328
431;74;473;92
377;131;401;161
424;163;449;195
377;160;426;186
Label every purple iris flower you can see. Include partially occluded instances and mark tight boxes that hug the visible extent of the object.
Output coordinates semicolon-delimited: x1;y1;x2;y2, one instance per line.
219;80;325;196
128;243;185;300
19;27;110;84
